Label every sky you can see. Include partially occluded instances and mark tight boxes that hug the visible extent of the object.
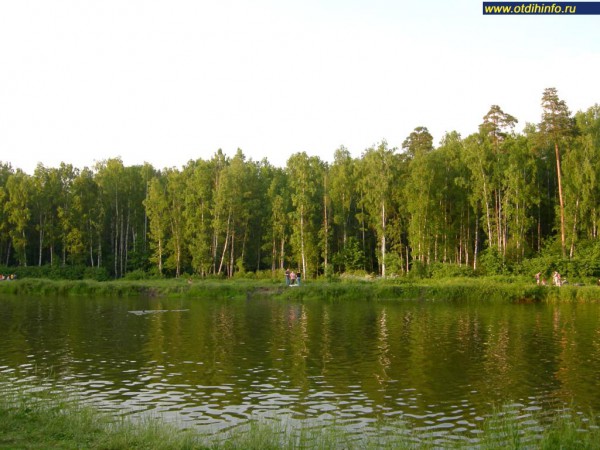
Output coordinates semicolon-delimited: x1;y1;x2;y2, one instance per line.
1;0;599;174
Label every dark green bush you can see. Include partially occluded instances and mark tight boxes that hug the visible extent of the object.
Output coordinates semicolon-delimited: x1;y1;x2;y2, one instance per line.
429;262;475;279
477;248;510;275
83;266;110;281
0;265;110;281
123;269;151;280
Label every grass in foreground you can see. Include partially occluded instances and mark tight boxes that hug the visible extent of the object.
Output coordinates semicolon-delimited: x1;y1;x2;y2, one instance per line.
2;380;600;449
0;385;200;449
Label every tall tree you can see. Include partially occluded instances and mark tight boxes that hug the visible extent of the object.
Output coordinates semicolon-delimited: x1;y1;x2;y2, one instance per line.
571;106;600;240
56;164;78;266
208;150;230;274
0;163;14;264
5;170;32;266
165;168;187;277
265;167;290;272
481;105;518;153
479;105;518;256
403;127;435;264
70;167;103;267
31;165;62;266
359;141;398;277
144;175;169;275
287;152;323;277
95;159;126;277
330;147;356;253
539;87;573;257
183;159;213;276
562;105;600;255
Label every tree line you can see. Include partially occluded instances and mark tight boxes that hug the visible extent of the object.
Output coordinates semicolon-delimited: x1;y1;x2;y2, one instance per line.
1;88;599;279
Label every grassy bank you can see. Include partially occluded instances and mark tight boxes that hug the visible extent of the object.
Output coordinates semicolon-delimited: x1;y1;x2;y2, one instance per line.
0;380;200;450
0;278;280;300
2;276;600;303
1;379;599;449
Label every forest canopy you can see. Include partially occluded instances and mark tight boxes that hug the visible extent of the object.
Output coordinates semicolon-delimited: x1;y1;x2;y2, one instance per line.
1;88;600;280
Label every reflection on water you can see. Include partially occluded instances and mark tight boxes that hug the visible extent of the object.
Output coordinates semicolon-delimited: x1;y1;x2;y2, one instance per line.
1;294;600;440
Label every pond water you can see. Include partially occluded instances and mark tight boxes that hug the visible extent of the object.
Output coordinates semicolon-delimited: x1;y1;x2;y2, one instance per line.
1;293;600;440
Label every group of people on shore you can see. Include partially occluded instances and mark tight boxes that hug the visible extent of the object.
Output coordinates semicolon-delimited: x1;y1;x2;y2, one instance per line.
0;274;16;281
285;268;301;286
535;271;564;287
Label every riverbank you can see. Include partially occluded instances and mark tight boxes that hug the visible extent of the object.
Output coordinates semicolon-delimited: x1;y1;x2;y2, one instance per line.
1;378;599;449
2;276;600;302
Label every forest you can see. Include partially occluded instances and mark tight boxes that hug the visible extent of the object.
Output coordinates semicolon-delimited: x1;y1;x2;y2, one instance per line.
1;88;599;280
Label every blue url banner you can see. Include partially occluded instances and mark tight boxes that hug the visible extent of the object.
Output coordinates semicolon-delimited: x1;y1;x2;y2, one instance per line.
483;2;600;14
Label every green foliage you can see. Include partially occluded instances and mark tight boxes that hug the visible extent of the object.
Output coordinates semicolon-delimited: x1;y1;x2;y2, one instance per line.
429;262;475;279
0;92;600;280
515;238;600;282
331;237;365;272
0;378;202;449
0;264;108;281
408;260;428;279
83;267;110;281
123;269;152;280
477;248;509;275
384;252;404;276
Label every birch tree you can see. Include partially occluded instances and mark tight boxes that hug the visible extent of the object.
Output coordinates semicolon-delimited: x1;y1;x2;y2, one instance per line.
5;170;32;266
144;175;169;275
287;152;323;277
359;141;398;277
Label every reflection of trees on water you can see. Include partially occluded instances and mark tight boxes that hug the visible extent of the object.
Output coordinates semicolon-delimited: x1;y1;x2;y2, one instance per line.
288;305;309;389
5;297;600;426
144;302;167;362
212;306;236;360
267;302;288;373
320;306;332;376
552;304;600;409
376;308;390;382
481;321;511;394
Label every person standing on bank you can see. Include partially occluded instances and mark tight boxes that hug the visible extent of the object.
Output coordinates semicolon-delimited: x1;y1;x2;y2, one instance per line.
285;268;291;286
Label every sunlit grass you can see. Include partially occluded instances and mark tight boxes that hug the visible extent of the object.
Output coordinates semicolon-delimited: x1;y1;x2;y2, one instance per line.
1;378;600;449
3;275;600;303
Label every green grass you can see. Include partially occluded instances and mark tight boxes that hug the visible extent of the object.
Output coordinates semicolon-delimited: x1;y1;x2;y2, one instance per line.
2;275;600;303
0;383;203;449
1;379;600;449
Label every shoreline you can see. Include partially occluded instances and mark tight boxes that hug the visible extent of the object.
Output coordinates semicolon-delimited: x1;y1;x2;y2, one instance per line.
1;276;600;302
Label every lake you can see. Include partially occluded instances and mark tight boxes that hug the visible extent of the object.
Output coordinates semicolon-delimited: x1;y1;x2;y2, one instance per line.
1;293;599;440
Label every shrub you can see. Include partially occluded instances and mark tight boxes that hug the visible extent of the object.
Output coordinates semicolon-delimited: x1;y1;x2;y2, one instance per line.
429;262;475;279
407;260;428;279
123;269;150;280
83;267;110;281
477;248;510;275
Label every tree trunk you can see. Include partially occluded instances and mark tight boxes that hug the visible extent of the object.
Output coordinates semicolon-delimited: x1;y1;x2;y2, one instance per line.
5;241;11;266
38;217;43;267
555;142;566;257
229;231;235;278
272;235;277;274
300;204;307;277
323;186;329;269
381;200;386;278
569;197;579;259
474;212;479;271
218;210;231;275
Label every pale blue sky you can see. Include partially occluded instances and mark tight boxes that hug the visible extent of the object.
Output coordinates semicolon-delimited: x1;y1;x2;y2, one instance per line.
1;0;599;173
